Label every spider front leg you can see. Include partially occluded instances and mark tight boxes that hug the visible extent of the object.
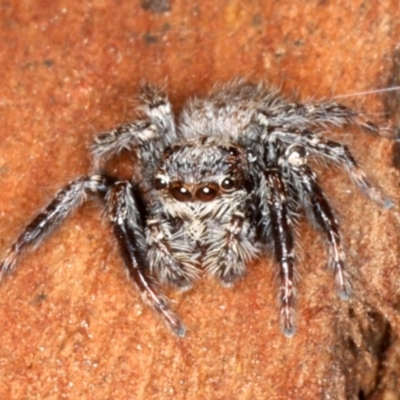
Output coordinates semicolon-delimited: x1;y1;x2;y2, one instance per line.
0;175;111;279
91;84;177;165
204;209;258;286
146;218;200;290
264;170;296;337
105;182;186;337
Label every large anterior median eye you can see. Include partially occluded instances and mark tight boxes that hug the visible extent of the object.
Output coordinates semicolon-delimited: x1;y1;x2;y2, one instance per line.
195;185;218;202
170;184;192;202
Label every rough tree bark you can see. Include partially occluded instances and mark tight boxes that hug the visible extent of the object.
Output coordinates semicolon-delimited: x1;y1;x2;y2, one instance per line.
0;1;399;399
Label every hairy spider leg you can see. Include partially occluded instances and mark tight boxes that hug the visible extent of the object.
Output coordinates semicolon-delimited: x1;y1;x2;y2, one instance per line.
106;182;186;337
0;173;185;336
0;175;111;279
292;164;350;300
204;210;250;286
262;101;398;140
146;217;200;289
265;170;296;337
272;129;394;209
91;83;177;164
92;120;160;160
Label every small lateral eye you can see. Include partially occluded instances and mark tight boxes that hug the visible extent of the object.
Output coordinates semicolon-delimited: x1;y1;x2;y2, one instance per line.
195;185;218;202
154;177;168;190
220;178;235;191
228;146;239;156
170;184;192;202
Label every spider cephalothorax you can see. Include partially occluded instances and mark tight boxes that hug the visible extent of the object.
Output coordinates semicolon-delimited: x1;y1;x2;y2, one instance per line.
148;137;258;293
0;80;395;337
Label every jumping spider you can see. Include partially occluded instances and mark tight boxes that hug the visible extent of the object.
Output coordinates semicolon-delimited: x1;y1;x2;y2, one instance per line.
0;81;396;337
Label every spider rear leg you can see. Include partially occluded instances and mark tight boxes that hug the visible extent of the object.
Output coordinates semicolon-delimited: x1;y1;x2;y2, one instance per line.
265;102;398;139
265;170;296;337
0;175;111;279
291;163;351;299
276;129;394;209
106;182;186;337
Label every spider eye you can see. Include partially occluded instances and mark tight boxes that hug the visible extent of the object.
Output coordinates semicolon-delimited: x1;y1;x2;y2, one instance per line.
154;177;168;190
227;146;239;156
195;185;218;202
170;184;192;202
220;178;235;191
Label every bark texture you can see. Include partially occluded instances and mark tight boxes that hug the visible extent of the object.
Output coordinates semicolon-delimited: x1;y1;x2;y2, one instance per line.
0;1;399;399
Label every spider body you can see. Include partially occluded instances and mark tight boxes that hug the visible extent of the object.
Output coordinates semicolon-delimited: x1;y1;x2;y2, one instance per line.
0;81;395;337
